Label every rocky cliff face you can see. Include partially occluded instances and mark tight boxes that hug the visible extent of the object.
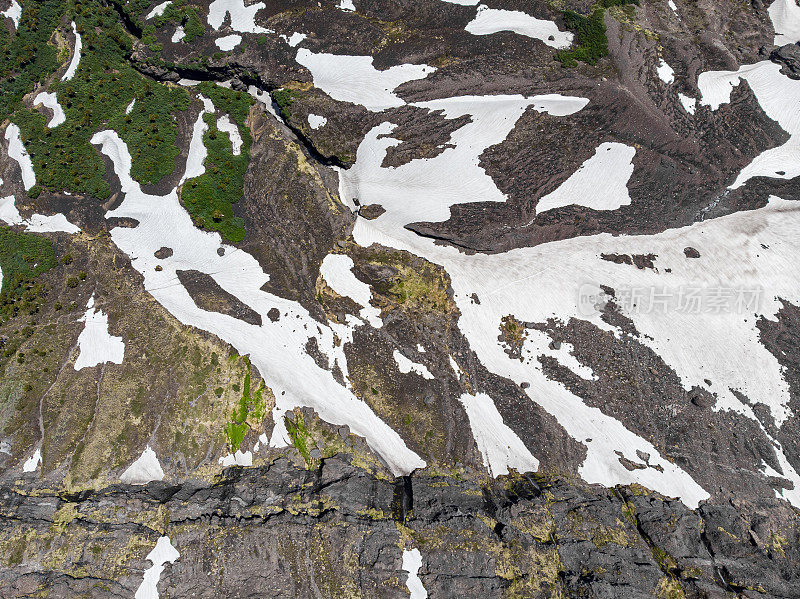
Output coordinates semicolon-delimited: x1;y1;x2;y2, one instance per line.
1;0;799;596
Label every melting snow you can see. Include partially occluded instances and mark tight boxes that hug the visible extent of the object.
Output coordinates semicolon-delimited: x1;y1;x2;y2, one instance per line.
393;349;434;379
4;124;36;190
34;92;66;127
657;59;675;84
320;254;382;327
536;142;636;214
146;1;171;19
207;0;271;33
215;33;242;50
216;115;242;155
120;446;165;484
459;392;540;476
402;549;428;599
22;448;41;473
295;48;435;112
769;0;800;45
180;95;214;184
1;0;21;29
62;22;82;81
308;114;327;129
135;536;179;599
74;295;125;370
465;6;574;49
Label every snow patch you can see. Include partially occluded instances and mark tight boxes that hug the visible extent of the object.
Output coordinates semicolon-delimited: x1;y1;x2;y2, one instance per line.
281;32;306;46
120;446;165;484
74;295;125;370
657;59;675;84
219;450;253;467
171;25;185;42
135;537;179;599
34;92;66;127
1;0;21;29
146;1;171;19
207;0;271;33
393;349;434;379
308;114;327;129
62;22;82;81
320;254;382;327
678;93;697;114
769;0;800;45
22;448;41;473
295;48;435;112
535;142;636;214
459;392;540;476
215;33;242;50
339;0;355;10
216;115;242;155
126;99;136;115
402;549;428;599
465;6;574;49
180;95;214;184
0;195;80;233
4;123;36;190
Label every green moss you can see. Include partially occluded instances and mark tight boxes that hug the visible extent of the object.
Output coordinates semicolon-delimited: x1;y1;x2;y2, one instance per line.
180;83;253;242
285;412;312;466
224;357;268;451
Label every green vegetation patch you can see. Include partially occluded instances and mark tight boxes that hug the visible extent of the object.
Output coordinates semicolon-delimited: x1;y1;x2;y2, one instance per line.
555;0;639;67
271;88;299;121
10;0;190;199
181;83;253;242
224;357;268;451
285;412;312;466
0;0;65;117
0;226;57;323
154;1;206;44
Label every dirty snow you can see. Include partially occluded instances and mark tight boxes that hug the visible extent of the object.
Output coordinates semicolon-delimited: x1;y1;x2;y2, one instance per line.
135;536;179;599
62;22;82;81
308;114;327;129
393;349;434;379
215;33;242;50
22;448;41;473
769;0;800;45
90;127;425;476
657;59;675;84
4;123;36;190
120;446;165;484
402;549;428;599
207;0;271;33
320;254;382;327
34;92;66;127
295;48;435;111
459;392;540;476
74;295;126;370
146;1;171;19
465;6;574;49
216;115;242;155
535;142;636;214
